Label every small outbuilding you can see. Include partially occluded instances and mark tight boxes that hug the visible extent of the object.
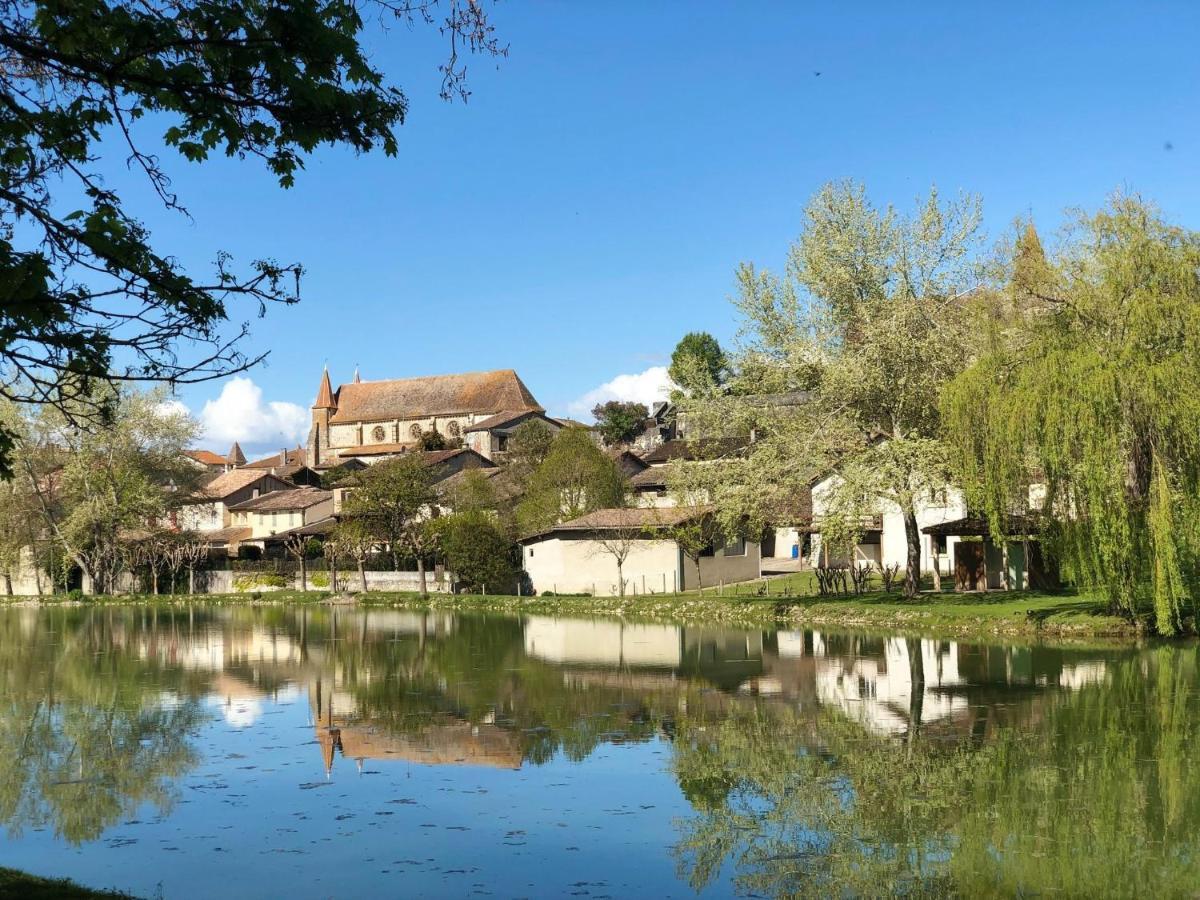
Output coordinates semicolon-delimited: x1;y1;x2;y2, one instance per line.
519;507;761;596
921;515;1051;592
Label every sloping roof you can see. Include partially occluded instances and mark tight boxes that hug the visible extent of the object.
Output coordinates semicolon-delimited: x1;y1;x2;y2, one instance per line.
198;526;253;544
463;409;554;433
185;450;227;466
243;447;308;469
630;467;668;489
553;418;592;430
522;505;712;541
263;516;339;542
329;369;542;423
922;514;1042;537
336;442;416;458
608;448;649;477
641;437;748;465
314;367;335;409
195;469;288;500
229;487;332;513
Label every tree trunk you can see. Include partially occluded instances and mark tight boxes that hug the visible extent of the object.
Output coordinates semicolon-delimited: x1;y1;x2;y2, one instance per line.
616;560;625;597
417;556;428;598
151;567;158;596
188;565;195;595
300;557;308;592
3;572;11;596
694;558;703;595
358;560;368;593
903;508;921;599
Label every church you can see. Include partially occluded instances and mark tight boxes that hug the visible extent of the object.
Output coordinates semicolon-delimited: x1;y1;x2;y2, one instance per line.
306;367;563;467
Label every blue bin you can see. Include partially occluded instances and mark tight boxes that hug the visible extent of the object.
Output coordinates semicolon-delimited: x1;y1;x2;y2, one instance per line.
790;544;800;559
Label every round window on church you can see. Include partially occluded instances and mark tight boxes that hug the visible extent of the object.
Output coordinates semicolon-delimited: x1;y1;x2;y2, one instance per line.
371;425;385;442
409;423;423;439
447;420;461;438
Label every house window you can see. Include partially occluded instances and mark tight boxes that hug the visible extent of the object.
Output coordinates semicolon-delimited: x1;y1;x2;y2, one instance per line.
447;420;461;438
497;434;509;452
409;423;423;439
528;547;534;558
933;534;948;555
372;425;385;442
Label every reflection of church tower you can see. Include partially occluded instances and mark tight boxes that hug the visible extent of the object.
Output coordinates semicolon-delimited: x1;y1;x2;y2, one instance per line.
306;367;337;467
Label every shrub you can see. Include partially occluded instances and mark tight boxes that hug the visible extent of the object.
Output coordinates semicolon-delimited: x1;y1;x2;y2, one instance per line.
311;572;330;588
65;588;84;602
441;511;518;593
233;573;288;591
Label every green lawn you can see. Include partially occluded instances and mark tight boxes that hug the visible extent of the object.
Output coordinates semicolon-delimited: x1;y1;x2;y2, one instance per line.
0;868;137;899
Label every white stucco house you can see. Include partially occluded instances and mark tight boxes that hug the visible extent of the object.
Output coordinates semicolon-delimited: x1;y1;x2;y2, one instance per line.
808;470;968;578
519;506;761;596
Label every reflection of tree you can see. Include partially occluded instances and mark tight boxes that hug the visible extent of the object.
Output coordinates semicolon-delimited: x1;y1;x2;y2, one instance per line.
672;647;1200;896
0;609;207;844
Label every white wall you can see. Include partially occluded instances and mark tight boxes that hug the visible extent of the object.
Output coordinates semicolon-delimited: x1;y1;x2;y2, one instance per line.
810;473;966;572
522;535;681;595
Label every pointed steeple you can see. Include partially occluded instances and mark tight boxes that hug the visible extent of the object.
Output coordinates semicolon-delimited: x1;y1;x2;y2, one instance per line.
227;441;246;466
353;365;361;384
313;367;335;410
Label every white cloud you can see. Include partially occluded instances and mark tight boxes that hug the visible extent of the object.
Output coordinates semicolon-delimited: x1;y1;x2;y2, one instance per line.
568;366;675;419
196;377;308;450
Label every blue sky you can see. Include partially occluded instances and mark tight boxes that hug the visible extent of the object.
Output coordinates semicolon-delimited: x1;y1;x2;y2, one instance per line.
105;1;1200;455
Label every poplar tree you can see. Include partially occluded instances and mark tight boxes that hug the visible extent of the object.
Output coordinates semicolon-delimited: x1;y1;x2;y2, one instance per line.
687;181;985;597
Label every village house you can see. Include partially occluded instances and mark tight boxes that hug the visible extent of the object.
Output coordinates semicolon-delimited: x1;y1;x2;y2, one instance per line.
306;367;561;467
177;468;296;555
630;437;748;508
519;506;761;596
183;442;245;475
228;487;334;544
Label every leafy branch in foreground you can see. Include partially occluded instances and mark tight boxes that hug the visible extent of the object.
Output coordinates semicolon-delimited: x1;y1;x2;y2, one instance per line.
0;0;503;477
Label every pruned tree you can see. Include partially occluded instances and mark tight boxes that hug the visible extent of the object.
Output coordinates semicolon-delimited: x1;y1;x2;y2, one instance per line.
588;517;644;598
0;0;505;478
284;533;317;592
332;518;374;593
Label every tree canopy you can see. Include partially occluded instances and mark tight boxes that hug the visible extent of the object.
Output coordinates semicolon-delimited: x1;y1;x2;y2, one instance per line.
0;0;503;477
669;331;727;398
590;400;648;446
684;181;985;596
516;427;626;535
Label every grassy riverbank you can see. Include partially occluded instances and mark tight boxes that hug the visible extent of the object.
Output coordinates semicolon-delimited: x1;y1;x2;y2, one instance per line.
0;867;136;899
2;580;1142;641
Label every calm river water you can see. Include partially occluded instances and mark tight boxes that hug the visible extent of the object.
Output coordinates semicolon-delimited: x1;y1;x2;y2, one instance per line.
0;605;1194;898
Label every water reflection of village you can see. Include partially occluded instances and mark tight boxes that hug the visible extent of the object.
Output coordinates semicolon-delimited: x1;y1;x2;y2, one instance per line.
117;607;1126;773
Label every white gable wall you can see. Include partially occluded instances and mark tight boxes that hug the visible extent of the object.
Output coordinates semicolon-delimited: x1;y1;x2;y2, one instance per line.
810;472;966;573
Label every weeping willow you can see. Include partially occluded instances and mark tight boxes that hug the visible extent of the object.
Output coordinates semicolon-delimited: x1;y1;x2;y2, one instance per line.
944;195;1200;634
